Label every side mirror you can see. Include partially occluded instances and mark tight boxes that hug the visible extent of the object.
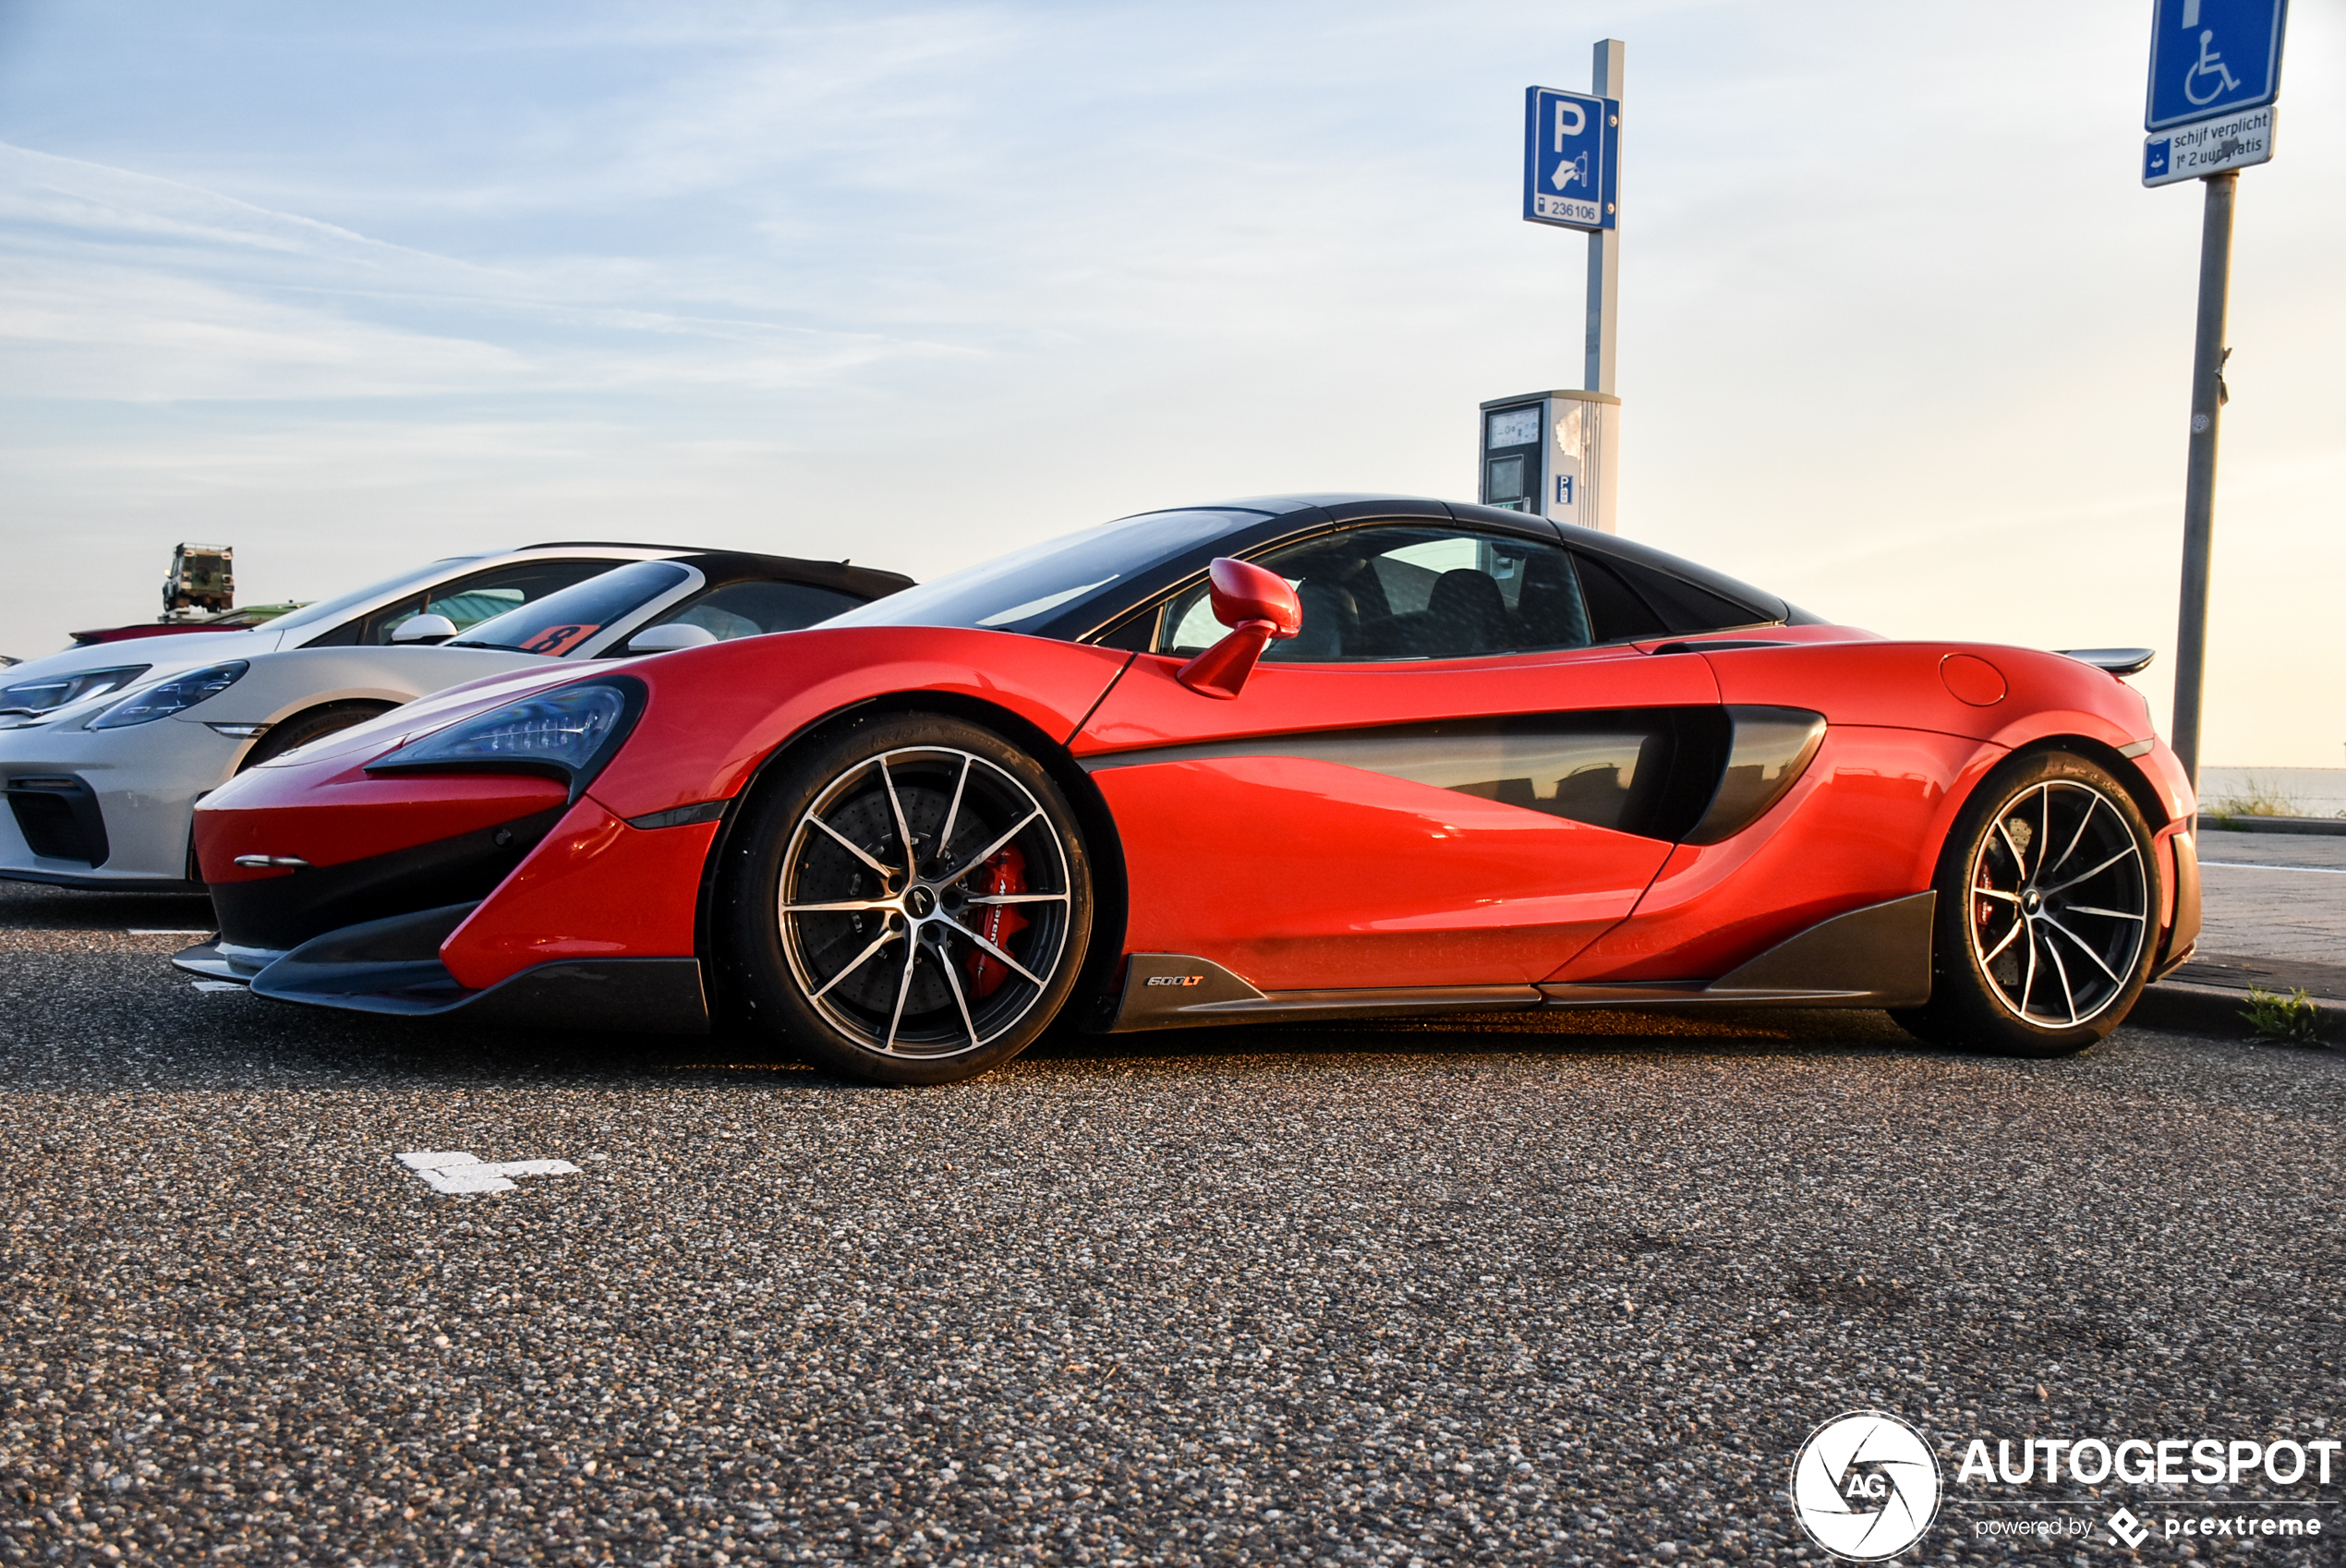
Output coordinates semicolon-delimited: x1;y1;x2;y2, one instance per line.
626;622;720;654
390;613;458;645
1176;558;1301;699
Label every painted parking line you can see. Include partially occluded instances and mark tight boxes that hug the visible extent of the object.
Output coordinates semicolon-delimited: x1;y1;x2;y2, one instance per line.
189;980;246;993
2199;862;2346;875
396;1151;583;1195
131;928;217;935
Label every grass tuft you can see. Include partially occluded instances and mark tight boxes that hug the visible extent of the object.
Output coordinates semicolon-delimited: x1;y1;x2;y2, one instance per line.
2205;773;2305;817
2241;985;2326;1046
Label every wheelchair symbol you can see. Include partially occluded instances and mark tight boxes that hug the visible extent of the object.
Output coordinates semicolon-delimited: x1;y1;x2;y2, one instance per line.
2183;29;2240;106
1551;151;1589;192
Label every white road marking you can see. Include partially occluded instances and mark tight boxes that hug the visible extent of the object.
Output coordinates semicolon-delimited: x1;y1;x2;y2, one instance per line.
189;980;246;993
131;928;216;935
2200;861;2346;875
396;1151;583;1196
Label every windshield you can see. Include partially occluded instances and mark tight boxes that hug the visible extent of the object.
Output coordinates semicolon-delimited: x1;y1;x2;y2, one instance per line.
451;560;694;655
823;509;1265;636
260;557;491;634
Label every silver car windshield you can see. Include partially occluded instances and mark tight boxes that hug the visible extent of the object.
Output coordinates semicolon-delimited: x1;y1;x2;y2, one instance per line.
262;558;489;634
452;561;694;655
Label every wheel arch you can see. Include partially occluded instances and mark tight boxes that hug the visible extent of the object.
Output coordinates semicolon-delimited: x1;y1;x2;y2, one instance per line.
232;696;403;772
1917;731;2173;928
691;689;1131;1026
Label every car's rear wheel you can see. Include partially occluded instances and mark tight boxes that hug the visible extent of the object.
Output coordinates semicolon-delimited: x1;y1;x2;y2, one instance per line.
1893;750;2158;1057
720;713;1094;1084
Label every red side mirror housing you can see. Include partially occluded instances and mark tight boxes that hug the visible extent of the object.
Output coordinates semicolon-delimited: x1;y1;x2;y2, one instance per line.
1176;558;1301;699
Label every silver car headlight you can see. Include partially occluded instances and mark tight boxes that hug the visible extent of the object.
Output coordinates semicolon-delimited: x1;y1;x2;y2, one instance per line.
0;664;151;719
88;663;249;730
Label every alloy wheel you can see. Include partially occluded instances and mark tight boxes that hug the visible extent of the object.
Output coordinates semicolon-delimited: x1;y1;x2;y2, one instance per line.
1965;778;2148;1029
776;745;1074;1058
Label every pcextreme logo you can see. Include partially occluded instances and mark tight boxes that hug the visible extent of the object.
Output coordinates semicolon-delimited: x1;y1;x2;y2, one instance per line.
1790;1411;1942;1561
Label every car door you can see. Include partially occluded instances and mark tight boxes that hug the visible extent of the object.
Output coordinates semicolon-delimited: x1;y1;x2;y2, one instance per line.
1072;520;1726;993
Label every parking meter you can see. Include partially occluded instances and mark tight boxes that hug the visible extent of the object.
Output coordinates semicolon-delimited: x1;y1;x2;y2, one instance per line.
1477;390;1619;532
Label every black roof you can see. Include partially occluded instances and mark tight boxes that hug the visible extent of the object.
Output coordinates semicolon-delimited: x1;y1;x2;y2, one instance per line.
1072;495;1789;631
679;549;914;602
520;543;913;601
833;494;1792;645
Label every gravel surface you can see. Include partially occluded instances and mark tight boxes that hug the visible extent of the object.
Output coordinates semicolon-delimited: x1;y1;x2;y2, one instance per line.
3;878;2343;1565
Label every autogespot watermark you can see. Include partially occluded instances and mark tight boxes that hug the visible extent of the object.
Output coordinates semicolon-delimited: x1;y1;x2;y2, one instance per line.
1790;1413;2336;1558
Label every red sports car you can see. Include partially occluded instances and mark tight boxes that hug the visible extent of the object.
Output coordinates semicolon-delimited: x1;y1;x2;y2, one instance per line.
179;497;2200;1084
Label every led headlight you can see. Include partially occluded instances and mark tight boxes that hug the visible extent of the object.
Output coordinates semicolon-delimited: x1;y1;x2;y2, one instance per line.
366;680;641;792
88;662;248;730
0;665;151;718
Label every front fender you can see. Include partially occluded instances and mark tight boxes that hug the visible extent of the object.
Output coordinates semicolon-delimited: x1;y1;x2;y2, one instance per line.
583;627;1137;822
187;645;549;728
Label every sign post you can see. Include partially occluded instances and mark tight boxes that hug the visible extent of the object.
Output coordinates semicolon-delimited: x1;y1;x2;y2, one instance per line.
1490;41;1625;531
1584;39;1625;397
2146;0;2287;789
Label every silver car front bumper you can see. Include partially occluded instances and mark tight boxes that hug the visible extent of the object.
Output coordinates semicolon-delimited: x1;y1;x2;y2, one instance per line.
0;718;252;888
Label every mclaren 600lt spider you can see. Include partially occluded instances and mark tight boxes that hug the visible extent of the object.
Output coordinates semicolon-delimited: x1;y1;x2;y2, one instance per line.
178;496;2200;1083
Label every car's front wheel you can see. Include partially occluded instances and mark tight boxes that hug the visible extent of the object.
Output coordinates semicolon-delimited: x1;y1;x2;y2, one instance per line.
236;700;397;770
719;713;1094;1085
1893;750;2159;1057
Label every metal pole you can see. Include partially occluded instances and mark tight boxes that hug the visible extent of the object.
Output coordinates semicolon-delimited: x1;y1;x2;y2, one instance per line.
2171;169;2235;790
1584;38;1625;394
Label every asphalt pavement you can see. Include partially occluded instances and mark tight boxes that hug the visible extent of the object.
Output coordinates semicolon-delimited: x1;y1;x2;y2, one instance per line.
3;876;2343;1567
2172;828;2346;1005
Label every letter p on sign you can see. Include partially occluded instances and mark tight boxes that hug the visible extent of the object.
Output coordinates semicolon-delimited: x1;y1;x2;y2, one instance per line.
1554;101;1586;148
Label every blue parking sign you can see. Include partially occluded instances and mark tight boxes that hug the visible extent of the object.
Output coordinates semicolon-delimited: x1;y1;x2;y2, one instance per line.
1522;87;1618;232
2146;0;2286;131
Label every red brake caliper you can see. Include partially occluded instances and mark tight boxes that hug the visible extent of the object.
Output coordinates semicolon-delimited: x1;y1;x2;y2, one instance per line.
966;844;1030;999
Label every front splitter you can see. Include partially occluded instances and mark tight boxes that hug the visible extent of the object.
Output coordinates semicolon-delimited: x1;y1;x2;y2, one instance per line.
175;901;709;1035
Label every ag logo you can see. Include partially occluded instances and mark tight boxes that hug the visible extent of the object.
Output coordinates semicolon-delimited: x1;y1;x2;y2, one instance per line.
1789;1410;1941;1561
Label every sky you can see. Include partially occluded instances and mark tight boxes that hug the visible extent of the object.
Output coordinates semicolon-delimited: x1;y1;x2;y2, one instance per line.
0;0;2339;766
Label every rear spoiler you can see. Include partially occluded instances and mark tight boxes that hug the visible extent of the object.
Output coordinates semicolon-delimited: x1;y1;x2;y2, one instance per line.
2055;647;2155;675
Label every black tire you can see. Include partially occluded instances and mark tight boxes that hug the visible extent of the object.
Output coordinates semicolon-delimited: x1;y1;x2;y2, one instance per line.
716;712;1094;1085
236;701;397;771
1893;749;2159;1057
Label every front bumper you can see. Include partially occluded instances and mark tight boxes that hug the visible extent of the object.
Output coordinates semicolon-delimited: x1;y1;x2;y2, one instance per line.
0;718;252;887
189;747;723;1035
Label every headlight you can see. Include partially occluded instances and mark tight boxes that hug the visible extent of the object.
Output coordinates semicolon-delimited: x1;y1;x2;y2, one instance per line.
0;665;151;718
366;680;641;792
88;662;248;729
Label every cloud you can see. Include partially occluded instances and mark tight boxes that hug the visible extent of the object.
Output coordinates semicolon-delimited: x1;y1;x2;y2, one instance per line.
0;0;2339;762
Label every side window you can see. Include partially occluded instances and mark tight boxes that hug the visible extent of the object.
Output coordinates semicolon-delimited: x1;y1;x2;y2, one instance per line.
307;560;617;646
1573;550;1770;639
1154;525;1594;663
1571;553;1668;643
640;580;865;644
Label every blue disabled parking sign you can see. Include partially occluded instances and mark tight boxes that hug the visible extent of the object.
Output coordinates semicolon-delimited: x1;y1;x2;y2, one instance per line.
1522;86;1618;231
2145;0;2286;130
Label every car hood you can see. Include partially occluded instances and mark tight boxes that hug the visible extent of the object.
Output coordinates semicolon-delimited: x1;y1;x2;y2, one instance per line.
6;626;287;682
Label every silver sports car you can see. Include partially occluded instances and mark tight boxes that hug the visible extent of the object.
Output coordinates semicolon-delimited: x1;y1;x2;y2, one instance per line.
0;547;910;889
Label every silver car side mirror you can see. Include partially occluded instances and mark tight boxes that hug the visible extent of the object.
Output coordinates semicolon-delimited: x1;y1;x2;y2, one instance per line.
390;613;458;645
626;622;720;654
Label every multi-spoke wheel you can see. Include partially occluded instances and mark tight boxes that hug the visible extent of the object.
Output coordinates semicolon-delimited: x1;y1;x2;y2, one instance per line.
717;713;1094;1084
1893;751;2159;1057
